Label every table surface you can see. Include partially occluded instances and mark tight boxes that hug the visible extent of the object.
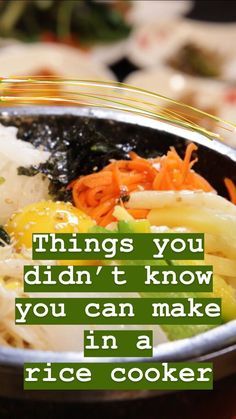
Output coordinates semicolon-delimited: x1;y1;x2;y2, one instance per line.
0;373;235;419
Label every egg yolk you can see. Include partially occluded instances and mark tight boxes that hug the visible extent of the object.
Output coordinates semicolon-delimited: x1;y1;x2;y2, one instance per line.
5;200;95;250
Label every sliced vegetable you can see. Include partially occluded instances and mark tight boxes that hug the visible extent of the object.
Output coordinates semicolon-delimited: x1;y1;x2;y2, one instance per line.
208;274;236;322
172;260;236;322
148;206;236;242
127;190;236;216
205;254;236;278
204;233;236;260
113;205;134;222
118;219;151;233
161;324;214;340
140;290;215;340
140;257;236;340
89;225;113;234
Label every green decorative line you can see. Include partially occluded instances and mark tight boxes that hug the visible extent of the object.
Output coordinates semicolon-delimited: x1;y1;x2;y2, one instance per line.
0;77;235;142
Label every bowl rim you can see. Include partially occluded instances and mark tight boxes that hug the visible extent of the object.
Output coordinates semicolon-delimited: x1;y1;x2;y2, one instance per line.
0;105;235;367
0;321;235;367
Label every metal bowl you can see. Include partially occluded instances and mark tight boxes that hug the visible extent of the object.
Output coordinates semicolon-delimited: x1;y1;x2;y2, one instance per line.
0;105;235;402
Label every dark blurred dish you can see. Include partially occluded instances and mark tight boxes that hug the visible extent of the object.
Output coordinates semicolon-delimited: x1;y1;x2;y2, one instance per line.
167;42;223;78
127;20;236;82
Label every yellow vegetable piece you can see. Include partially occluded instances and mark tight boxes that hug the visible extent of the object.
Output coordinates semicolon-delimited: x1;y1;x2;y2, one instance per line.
204;274;236;322
5;200;95;250
173;259;236;322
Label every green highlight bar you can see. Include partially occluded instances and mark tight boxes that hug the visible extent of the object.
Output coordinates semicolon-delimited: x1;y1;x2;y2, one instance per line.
15;297;221;325
32;233;204;260
84;330;153;358
24;362;213;390
24;265;213;293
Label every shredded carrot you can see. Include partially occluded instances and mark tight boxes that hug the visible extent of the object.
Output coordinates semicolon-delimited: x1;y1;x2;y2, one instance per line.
127;209;149;219
225;178;236;205
68;143;215;226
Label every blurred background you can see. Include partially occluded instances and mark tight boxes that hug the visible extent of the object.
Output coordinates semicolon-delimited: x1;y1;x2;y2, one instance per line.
0;1;236;418
0;0;235;146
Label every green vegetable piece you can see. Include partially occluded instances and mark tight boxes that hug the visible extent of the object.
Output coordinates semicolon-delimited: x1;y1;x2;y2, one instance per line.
172;260;236;322
118;219;151;233
89;226;110;234
161;324;214;340
140;290;215;340
89;225;118;234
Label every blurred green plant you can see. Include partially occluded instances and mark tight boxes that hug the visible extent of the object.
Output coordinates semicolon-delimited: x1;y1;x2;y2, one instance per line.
0;0;131;45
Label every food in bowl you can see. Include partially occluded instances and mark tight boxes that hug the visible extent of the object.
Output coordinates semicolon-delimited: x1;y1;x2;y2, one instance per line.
0;114;235;352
